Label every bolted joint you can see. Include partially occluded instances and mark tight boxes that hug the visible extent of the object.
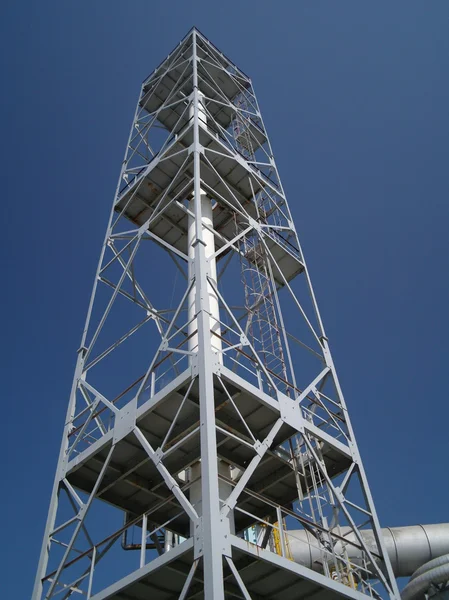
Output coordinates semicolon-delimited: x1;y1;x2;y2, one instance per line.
153;448;164;466
253;440;265;457
240;333;249;346
193;517;203;559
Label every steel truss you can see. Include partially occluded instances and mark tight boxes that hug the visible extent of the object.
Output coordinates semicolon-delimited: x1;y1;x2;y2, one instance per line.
33;28;400;600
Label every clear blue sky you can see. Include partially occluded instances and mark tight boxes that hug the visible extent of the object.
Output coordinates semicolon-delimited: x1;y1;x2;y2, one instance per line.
1;2;448;597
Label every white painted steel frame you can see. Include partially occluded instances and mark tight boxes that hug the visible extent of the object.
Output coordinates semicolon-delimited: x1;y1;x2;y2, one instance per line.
32;27;400;600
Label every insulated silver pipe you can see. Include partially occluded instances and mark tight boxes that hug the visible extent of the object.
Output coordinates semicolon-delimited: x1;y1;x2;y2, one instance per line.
401;554;449;600
288;524;449;579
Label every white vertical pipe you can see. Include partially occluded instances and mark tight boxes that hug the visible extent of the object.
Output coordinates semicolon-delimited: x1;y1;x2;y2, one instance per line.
187;91;233;536
187;92;222;360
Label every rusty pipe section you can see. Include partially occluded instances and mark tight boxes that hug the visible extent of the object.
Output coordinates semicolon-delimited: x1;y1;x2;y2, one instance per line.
288;524;449;579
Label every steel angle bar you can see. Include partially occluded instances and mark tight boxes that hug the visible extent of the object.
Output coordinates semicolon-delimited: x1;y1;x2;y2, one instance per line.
256;187;290;223
247;84;285;179
164;278;195;341
247;176;262;222
131;121;156;155
158;146;190;164
265;251;298;391
161;378;195;450
165;346;195;357
178;559;199;600
109;228;142;239
99;234;139;275
32;85;145;600
64;511;187;600
111;148;188;225
208;138;285;202
301;436;394;593
50;515;79;539
225;557;252;600
200;155;252;219
248;161;272;168
296;368;331;403
134;427;198;522
84;235;143;362
157;101;192;157
127;120;157;164
310;387;348;427
258;231;322;347
344;498;373;518
143;229;189;262
47;575;87;598
172;199;246;262
198;62;234;107
138;61;192;122
84;314;153;373
232;500;369;561
62;487;95;559
135;58;192;142
142;92;190;119
111;178;149;231
134;189;191;239
133;341;166;404
99;277;154;313
79;381;119;415
154;58;192;109
220;342;244;354
221;417;283;517
217;376;256;442
45;446;115;598
259;224;292;231
215;424;255;451
207;276;277;389
200;94;238;113
339;463;356;495
196;31;249;80
70;374;147;440
203;94;256;127
134;155;191;230
162;425;200;459
164;317;192;346
114;147;191;231
78;385;107;436
315;388;344;410
200;101;240;144
67;396;102;457
62;479;83;509
197;54;239;83
320;342;400;597
307;392;349;442
86;546;96;599
209;225;253;261
141;38;191;94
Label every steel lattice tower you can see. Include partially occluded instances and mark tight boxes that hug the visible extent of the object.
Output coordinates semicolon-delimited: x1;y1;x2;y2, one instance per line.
33;29;401;600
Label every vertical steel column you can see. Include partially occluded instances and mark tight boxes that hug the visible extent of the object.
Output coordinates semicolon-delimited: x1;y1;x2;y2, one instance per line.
191;30;225;600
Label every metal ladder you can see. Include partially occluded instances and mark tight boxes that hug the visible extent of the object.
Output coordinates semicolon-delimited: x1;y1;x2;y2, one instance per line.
232;93;289;393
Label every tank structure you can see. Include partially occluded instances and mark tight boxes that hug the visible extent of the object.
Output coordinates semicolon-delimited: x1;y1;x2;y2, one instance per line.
32;28;447;600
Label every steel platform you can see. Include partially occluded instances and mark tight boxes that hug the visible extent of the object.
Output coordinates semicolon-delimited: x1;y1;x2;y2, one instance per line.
66;367;351;538
115;126;303;287
89;536;368;600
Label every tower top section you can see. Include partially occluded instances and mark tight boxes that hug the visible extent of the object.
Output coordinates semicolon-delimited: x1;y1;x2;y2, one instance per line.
117;27;303;289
